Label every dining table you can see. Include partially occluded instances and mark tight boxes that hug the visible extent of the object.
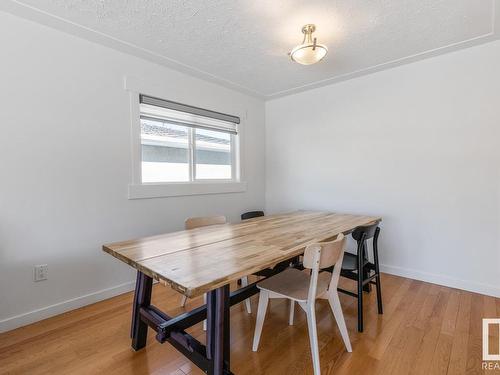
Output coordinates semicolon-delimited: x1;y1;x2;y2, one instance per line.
102;210;381;375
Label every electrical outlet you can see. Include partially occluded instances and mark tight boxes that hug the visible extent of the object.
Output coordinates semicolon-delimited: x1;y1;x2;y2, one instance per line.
34;264;48;282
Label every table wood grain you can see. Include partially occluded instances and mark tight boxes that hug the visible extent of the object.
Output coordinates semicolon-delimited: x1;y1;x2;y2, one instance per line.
103;211;381;297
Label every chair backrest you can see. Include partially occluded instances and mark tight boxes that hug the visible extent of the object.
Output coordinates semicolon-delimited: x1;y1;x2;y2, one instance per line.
352;222;379;241
302;234;346;302
241;211;265;220
303;233;346;270
352;223;380;262
185;215;227;230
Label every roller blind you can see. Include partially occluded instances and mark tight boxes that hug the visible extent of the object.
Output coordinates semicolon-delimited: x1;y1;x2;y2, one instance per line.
140;94;239;135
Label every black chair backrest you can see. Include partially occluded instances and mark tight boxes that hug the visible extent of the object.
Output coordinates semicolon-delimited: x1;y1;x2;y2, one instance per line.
352;222;379;242
241;211;265;220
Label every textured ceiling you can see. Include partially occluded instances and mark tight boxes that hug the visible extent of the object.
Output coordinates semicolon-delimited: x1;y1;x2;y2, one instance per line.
2;0;498;98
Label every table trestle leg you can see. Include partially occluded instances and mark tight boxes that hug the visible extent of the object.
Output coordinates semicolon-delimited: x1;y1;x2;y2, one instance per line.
206;284;232;375
131;271;153;351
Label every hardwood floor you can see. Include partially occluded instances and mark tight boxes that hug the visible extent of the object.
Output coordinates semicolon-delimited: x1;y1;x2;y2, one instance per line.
0;273;498;374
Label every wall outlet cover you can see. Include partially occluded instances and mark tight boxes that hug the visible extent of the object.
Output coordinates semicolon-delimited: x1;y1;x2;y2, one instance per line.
34;264;48;282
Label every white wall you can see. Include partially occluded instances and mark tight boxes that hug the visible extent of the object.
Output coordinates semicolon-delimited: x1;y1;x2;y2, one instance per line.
266;40;500;298
0;12;265;331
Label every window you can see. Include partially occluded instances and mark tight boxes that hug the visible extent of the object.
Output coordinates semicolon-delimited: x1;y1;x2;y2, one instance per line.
141;119;190;183
139;95;239;184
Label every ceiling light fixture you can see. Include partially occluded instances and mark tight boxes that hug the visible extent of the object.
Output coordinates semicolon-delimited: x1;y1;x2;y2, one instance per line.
290;24;328;65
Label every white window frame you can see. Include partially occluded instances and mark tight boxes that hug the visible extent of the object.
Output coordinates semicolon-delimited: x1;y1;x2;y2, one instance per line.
190;129;239;182
125;77;246;199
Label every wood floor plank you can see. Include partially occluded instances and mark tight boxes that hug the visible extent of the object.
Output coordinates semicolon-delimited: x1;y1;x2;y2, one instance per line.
410;287;451;375
410;322;441;375
484;295;500;367
368;280;425;359
390;326;425;375
466;293;485;375
429;333;454;375
447;292;473;375
441;290;460;336
335;278;422;375
0;274;498;375
328;274;407;374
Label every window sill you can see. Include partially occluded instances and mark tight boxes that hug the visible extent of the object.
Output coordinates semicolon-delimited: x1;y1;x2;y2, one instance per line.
128;181;247;199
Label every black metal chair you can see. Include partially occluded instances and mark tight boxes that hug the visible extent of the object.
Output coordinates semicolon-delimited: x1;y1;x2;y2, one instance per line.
337;223;383;332
241;210;265;220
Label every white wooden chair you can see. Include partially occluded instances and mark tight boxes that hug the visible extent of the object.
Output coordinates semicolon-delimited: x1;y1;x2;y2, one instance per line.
179;216;252;330
252;233;352;375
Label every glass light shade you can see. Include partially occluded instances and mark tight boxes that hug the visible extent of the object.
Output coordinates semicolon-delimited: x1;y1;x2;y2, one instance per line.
290;43;328;65
290;24;328;65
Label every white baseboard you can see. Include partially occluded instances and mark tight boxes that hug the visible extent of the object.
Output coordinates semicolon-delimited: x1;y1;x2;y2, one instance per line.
381;264;500;298
0;280;136;333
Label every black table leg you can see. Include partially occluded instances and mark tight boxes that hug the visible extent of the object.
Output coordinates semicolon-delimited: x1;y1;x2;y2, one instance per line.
131;271;153;350
206;284;232;375
127;265;293;372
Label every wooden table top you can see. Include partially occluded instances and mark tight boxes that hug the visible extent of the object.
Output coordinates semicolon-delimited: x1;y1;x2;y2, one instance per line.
103;211;381;297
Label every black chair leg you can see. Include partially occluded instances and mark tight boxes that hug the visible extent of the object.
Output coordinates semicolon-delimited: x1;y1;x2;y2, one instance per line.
357;255;364;332
373;242;383;314
362;269;371;292
362;243;371;293
375;275;383;314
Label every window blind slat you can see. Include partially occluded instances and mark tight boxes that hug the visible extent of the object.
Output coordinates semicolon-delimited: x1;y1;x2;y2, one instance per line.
140;94;240;124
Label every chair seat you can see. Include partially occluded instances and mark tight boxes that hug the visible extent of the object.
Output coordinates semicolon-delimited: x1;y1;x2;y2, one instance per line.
342;252;369;271
342;252;357;271
257;268;331;302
